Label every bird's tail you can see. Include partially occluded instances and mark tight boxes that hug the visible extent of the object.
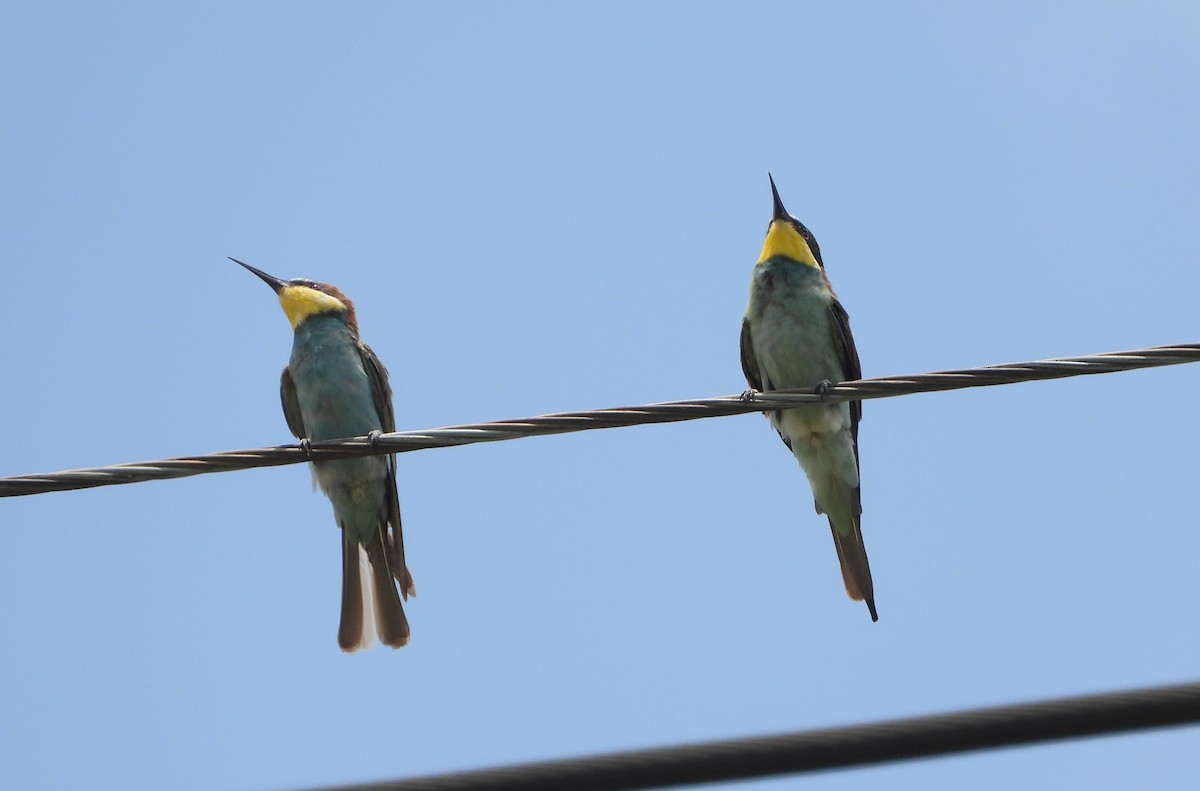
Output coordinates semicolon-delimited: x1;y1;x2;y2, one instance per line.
338;528;410;652
338;538;369;651
817;475;878;622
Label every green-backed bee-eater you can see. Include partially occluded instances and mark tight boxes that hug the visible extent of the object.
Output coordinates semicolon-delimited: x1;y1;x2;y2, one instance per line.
739;175;877;621
233;257;415;650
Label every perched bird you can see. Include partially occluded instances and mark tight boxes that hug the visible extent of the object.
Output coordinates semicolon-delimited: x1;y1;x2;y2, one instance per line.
233;257;415;650
739;176;877;621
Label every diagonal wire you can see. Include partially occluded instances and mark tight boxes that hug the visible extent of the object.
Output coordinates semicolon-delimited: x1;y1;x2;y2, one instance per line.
304;679;1200;791
1;343;1197;498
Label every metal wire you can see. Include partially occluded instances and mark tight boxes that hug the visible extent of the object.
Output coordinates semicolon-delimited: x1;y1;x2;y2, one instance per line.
2;343;1197;498
305;679;1200;791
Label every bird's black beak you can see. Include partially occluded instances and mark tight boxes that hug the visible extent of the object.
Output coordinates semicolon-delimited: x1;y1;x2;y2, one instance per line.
769;173;790;221
230;257;287;294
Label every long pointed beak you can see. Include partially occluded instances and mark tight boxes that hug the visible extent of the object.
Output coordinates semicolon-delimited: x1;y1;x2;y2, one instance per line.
768;173;790;221
230;257;287;294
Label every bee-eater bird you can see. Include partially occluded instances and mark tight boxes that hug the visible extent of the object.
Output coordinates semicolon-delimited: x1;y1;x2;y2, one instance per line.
233;257;415;650
739;176;877;621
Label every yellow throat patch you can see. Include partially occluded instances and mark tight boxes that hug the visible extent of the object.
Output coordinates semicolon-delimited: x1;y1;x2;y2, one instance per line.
278;285;347;329
758;220;819;267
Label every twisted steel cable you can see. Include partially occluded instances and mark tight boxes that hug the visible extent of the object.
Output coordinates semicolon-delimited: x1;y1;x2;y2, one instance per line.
2;344;1197;498
306;680;1200;791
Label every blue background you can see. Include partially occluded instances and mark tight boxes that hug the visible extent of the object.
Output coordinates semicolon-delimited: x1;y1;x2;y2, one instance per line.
2;3;1198;789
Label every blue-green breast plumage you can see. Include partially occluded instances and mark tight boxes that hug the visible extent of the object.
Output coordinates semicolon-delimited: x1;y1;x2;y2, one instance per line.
746;257;847;387
287;314;389;546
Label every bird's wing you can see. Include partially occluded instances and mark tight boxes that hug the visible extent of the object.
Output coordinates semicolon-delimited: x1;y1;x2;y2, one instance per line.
358;342;414;597
828;298;862;432
742;316;796;452
280;366;307;440
357;342;395;433
739;318;763;392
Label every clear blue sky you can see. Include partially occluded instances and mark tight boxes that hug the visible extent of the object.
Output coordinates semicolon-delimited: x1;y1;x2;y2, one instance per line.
3;3;1198;790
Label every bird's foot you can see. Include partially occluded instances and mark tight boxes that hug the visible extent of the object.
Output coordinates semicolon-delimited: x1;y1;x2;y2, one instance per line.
367;429;383;449
298;437;314;460
815;379;834;400
739;389;759;404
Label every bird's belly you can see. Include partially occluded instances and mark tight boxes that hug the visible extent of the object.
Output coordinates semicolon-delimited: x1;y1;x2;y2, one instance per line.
774;402;850;441
314;454;388;488
313;456;389;541
773;405;859;488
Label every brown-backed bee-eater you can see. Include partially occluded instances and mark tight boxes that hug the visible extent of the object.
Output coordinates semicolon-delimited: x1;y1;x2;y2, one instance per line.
739;176;877;621
233;257;415;650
